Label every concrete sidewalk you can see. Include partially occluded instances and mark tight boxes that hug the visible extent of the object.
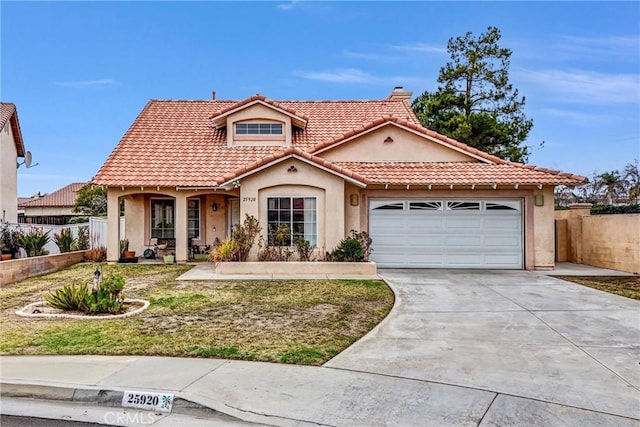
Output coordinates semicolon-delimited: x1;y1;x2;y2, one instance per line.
2;353;638;426
1;265;638;426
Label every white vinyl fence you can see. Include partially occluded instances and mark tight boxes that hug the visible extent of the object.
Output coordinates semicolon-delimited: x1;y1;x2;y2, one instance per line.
3;217;120;256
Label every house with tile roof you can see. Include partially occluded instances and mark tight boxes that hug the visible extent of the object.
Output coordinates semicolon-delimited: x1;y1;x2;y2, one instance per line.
93;87;586;269
0;102;26;223
18;182;87;225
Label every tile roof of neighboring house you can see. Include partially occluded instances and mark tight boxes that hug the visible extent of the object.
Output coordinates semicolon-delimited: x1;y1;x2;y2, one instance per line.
19;182;86;208
333;162;586;186
0;102;26;157
92;94;586;188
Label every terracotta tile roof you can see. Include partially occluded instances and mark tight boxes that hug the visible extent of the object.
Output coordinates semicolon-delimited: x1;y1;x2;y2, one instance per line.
92;98;416;187
210;95;309;127
310;115;504;164
216;147;370;187
334;162;587;186
0;102;26;157
92;94;585;188
19;182;86;208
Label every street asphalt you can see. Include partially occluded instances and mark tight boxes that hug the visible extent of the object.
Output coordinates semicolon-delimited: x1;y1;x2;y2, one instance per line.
1;263;638;426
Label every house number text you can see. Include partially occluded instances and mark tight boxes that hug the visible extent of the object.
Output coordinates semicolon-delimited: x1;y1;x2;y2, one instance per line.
243;197;256;202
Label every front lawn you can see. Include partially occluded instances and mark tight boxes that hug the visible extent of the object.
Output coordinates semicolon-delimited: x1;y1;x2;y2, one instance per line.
553;276;640;300
0;264;394;365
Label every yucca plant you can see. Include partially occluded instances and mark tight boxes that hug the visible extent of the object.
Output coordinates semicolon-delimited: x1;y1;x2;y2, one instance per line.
45;280;90;311
54;228;75;253
18;228;51;257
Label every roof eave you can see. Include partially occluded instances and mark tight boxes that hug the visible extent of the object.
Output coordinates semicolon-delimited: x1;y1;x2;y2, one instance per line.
217;154;368;190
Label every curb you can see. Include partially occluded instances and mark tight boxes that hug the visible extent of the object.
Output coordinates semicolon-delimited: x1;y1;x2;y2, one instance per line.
1;381;314;426
1;382;226;419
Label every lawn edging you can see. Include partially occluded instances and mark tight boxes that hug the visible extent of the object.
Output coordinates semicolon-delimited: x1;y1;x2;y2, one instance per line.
214;261;377;276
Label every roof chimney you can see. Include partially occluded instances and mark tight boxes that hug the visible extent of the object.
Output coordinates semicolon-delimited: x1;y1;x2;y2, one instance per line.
387;86;412;101
212;91;216;100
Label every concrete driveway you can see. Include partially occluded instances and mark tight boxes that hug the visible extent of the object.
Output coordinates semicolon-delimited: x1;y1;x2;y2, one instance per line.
325;269;640;421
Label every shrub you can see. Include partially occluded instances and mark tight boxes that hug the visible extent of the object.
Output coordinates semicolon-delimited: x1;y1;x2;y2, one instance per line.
591;204;640;215
258;224;294;261
84;273;125;314
329;237;364;262
45;274;126;315
208;239;239;262
44;280;89;311
0;222;22;255
75;226;90;250
326;230;372;262
231;215;262;262
54;228;75;253
18;228;50;257
349;230;372;261
84;246;107;262
294;236;313;261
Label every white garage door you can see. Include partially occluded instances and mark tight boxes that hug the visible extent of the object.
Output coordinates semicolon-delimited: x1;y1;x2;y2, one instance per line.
369;199;523;269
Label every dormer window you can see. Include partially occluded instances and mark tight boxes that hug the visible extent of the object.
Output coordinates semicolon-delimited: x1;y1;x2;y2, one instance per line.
236;123;283;135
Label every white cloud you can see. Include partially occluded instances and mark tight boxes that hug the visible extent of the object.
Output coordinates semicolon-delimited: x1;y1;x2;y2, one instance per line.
539;108;618;125
557;35;639;61
388;43;446;54
276;1;298;11
341;49;398;63
517;69;640;105
54;78;118;88
294;68;382;84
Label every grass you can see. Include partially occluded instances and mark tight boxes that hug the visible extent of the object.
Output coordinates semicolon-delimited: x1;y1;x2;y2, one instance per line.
553;276;640;300
0;263;394;365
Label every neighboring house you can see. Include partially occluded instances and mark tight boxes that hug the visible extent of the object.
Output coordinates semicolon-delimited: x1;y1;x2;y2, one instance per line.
18;182;86;225
92;87;586;269
0;103;26;223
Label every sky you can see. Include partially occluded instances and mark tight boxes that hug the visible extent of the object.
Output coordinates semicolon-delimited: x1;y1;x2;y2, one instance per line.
2;1;638;198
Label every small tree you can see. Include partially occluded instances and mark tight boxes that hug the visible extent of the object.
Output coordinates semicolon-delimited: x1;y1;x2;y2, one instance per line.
73;184;107;217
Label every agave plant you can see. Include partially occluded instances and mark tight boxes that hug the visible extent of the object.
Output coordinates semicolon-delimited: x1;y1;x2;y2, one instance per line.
18;228;51;257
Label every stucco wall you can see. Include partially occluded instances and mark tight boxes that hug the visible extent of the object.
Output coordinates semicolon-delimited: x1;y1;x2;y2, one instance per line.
532;186;556;269
556;206;639;273
225;104;291;147
320;124;476;163
0;120;18;223
0;251;86;286
241;158;345;258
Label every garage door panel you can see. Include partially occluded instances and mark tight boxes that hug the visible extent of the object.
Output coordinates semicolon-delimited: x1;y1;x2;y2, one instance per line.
445;217;483;229
370;198;523;269
485;235;521;247
446;235;483;247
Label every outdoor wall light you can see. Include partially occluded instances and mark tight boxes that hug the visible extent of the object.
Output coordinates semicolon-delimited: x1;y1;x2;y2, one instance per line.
534;194;544;206
211;202;218;212
350;194;359;206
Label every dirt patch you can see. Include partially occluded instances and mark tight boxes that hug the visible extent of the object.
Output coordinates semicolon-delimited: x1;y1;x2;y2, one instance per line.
553;276;640;300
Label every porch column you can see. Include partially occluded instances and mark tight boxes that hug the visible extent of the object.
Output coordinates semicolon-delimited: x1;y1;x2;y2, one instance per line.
175;194;188;262
107;189;120;262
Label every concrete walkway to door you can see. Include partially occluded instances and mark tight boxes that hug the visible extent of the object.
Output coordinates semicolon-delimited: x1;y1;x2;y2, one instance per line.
325;269;640;423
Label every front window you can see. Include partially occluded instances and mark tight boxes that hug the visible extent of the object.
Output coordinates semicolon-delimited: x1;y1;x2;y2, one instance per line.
267;197;316;246
151;199;174;238
188;199;200;239
236;122;283;135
